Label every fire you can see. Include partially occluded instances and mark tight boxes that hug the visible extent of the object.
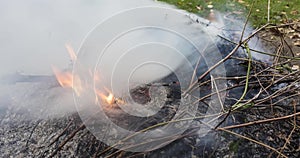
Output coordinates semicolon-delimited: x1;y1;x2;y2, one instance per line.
95;89;116;105
52;44;84;96
53;43;122;106
65;43;77;61
52;44;77;89
52;66;83;96
52;66;73;88
106;93;115;105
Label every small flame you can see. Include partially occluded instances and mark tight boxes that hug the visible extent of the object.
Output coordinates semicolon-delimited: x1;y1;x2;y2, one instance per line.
52;66;73;88
54;43;121;105
52;66;82;96
106;93;115;105
65;43;77;61
52;43;85;96
95;89;116;105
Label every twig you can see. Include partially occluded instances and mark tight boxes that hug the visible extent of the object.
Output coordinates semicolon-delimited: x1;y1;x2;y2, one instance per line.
211;75;225;112
273;32;284;65
49;124;86;158
254;77;300;105
218;35;300;60
98;112;223;156
194;80;266;105
217;112;300;130
254;73;272;109
106;134;184;158
272;93;300;106
220;129;288;158
267;0;271;23
93;142;103;158
48;121;73;147
231;42;252;110
277;100;297;158
240;0;255;42
214;108;232;129
266;22;300;29
25;120;41;148
183;23;269;96
190;42;210;86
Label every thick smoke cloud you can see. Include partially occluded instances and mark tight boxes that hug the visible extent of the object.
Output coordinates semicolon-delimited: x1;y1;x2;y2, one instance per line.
0;0;171;76
0;0;269;119
0;0;191;118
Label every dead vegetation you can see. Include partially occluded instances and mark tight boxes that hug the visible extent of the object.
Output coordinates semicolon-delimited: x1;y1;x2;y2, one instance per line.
1;3;299;158
42;20;299;158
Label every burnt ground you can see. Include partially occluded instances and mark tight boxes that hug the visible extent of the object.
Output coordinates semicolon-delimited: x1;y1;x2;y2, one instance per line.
0;21;300;158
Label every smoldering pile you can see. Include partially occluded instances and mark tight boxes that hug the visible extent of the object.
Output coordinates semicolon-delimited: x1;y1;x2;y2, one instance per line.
3;0;300;157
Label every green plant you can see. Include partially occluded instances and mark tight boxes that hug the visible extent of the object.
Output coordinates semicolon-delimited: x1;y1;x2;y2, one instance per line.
159;0;300;27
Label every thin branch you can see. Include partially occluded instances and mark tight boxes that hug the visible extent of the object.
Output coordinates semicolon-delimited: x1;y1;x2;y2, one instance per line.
217;112;300;130
267;0;271;23
49;124;86;158
277;100;297;158
220;129;288;158
48;121;73;147
25;120;41;148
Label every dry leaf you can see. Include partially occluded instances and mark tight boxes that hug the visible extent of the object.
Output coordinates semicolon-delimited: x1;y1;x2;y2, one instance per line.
290;10;299;15
271;36;275;40
278;28;284;33
196;5;202;10
238;0;245;4
289;33;300;39
292;65;299;71
281;12;287;15
207;4;213;9
294;40;300;47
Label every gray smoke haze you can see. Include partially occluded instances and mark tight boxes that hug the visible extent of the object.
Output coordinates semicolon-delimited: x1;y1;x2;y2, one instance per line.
0;0;173;76
0;0;269;119
0;0;207;118
0;0;178;118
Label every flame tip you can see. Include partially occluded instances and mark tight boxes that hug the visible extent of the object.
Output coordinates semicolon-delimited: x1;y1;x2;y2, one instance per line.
65;43;77;61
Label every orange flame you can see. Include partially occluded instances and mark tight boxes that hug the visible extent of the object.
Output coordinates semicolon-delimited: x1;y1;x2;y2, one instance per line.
54;43;121;105
52;43;84;96
106;93;115;105
95;89;116;105
65;43;77;61
52;66;83;96
52;66;73;88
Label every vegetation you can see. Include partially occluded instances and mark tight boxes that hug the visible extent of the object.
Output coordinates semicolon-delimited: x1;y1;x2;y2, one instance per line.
159;0;300;27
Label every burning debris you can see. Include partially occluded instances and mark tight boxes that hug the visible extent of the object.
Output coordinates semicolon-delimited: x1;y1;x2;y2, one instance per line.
1;0;299;157
52;44;127;109
52;66;73;89
95;89;125;107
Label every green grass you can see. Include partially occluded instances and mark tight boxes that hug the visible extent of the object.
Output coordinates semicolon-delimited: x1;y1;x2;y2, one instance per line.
159;0;300;27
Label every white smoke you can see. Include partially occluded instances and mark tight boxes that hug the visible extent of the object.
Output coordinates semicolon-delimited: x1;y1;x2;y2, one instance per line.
0;0;269;119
